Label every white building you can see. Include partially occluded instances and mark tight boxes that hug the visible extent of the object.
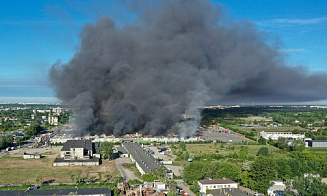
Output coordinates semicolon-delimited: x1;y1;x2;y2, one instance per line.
52;107;63;115
198;178;238;193
48;116;59;125
268;181;286;196
260;131;304;140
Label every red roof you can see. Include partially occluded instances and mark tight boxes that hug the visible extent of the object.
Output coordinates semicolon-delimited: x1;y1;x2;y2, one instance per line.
198;178;237;185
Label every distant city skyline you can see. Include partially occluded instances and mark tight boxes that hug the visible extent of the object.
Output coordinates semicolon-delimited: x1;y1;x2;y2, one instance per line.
1;0;326;104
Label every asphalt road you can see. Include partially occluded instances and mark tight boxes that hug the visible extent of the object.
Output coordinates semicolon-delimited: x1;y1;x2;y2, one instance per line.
175;179;196;196
115;157;141;181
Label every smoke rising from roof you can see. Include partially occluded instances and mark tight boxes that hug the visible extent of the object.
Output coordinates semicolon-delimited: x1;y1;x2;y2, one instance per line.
49;0;327;136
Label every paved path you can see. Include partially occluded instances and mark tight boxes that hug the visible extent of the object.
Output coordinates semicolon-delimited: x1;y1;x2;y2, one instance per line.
115;157;141;181
175;180;196;196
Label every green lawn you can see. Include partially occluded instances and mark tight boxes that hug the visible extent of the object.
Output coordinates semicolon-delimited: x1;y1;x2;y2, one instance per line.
121;163;141;177
186;143;286;157
304;148;327;155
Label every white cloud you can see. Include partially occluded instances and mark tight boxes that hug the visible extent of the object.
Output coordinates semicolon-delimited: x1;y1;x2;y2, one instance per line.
256;16;327;28
272;17;327;25
281;48;306;53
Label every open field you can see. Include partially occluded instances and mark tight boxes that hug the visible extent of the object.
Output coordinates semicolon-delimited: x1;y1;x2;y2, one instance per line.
239;116;273;121
0;153;118;185
8;146;62;158
185;143;286;157
304;148;327;155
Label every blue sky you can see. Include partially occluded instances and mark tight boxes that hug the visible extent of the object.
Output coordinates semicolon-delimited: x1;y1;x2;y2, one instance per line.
0;0;326;103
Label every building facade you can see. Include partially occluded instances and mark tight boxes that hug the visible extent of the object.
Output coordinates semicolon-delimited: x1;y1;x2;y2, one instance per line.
53;140;99;166
198;178;238;193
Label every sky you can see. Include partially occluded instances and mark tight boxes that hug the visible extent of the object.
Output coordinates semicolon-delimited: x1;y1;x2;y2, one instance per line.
0;0;326;103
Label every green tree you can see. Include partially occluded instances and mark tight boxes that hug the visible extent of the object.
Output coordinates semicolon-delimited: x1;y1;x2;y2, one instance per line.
179;142;186;151
183;151;190;160
190;181;200;195
258;137;267;145
286;175;327;196
241;171;252;188
142;172;156;182
214;162;241;181
183;161;206;184
166;178;178;196
248;156;277;194
153;166;167;180
275;158;292;180
100;142;114;159
239;146;249;160
290;140;305;152
0;135;13;149
275;137;289;151
256;147;269;156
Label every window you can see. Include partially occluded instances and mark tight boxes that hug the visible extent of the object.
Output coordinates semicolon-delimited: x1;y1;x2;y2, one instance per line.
213;186;216;188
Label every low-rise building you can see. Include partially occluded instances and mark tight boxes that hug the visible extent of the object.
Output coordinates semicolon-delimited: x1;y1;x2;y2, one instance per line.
123;142;162;175
23;152;41;159
198;178;238;193
117;146;129;158
260;131;304;140
308;140;327;148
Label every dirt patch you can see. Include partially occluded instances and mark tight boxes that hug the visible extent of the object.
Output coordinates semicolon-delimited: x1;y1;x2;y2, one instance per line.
0;156;118;184
8;146;62;159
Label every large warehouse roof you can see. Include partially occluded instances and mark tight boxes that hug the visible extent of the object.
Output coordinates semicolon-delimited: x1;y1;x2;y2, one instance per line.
123;142;161;173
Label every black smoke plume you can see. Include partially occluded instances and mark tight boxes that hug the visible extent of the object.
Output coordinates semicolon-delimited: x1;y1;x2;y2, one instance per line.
49;0;327;137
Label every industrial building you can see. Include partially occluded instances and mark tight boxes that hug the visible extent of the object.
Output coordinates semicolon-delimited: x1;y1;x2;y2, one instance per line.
122;142;173;178
308;140;327;148
260;131;304;140
123;142;162;175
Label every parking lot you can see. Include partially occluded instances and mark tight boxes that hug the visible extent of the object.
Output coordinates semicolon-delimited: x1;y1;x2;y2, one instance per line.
199;128;253;142
147;146;183;176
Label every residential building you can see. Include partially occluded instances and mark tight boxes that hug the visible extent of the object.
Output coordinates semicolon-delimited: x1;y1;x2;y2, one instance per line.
48;115;59;125
211;188;254;196
52;107;63;115
53;140;100;166
198;178;238;193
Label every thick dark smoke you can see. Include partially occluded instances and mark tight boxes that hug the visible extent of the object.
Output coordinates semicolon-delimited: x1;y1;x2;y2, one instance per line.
49;0;327;137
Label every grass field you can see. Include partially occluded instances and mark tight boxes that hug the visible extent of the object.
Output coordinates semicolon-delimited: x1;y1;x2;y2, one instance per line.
304;148;327;155
121;163;141;178
185;143;286;157
0;156;118;185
